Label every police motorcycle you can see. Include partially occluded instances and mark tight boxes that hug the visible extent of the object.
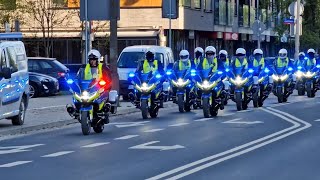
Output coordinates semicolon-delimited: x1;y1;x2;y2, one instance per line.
256;67;273;107
303;64;320;98
229;68;258;111
128;71;164;119
272;67;295;103
295;65;306;96
66;77;118;135
192;68;225;117
166;69;196;113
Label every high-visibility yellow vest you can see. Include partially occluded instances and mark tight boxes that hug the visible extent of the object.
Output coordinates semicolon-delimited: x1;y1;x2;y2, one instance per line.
202;57;218;72
194;58;200;66
307;58;316;66
235;58;248;69
142;60;158;74
178;60;191;71
84;63;103;80
253;58;265;69
276;57;289;68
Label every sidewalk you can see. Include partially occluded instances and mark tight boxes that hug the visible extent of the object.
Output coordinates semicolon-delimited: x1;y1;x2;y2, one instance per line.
0;95;141;137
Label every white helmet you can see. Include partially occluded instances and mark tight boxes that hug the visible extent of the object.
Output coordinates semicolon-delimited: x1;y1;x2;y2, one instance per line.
299;52;305;56
278;49;288;58
307;48;316;54
205;46;216;57
236;48;246;56
194;47;204;54
219;50;228;56
179;50;189;61
253;49;263;55
88;49;101;60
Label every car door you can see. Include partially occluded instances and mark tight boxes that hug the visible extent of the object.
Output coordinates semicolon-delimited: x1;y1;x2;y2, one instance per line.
38;60;57;78
0;48;13;118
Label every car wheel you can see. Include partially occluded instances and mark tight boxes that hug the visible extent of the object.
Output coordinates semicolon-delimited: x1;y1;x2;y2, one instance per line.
29;83;39;98
12;97;26;126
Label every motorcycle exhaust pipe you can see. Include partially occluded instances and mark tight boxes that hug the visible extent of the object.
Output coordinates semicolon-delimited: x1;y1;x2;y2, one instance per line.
66;104;75;117
128;92;135;101
103;103;111;113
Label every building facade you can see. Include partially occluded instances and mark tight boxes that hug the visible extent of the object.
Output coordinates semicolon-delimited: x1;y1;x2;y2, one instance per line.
2;0;281;64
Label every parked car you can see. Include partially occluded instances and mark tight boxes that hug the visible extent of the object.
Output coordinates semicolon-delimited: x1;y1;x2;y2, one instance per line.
64;64;82;79
117;45;174;100
27;57;69;90
0;36;29;125
29;72;59;98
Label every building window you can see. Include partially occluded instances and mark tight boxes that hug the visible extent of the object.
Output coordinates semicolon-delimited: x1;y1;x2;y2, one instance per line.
194;0;201;9
181;0;191;7
227;0;234;26
204;0;212;11
214;0;227;25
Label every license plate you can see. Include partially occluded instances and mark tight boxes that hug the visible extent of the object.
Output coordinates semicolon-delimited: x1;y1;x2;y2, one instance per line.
128;85;134;89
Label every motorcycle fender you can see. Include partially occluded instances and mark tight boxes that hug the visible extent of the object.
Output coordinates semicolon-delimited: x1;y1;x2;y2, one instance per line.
80;106;93;120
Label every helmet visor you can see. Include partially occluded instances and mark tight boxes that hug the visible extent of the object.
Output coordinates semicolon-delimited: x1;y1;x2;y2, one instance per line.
206;52;215;56
279;53;287;58
180;55;189;60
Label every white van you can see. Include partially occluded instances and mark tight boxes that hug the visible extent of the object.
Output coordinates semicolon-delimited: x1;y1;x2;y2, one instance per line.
0;33;29;125
117;45;174;99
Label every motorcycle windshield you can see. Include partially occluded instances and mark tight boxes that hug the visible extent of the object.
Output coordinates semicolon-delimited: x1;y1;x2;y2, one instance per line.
199;69;211;80
234;68;244;76
175;70;187;79
140;73;151;83
275;67;286;75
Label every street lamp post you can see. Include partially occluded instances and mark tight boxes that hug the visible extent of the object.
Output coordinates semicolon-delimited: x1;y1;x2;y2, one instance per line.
295;0;301;60
169;0;172;49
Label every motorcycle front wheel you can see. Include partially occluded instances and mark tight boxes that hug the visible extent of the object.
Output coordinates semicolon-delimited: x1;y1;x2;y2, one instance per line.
141;99;149;119
235;92;242;111
277;86;284;103
306;82;315;98
177;94;184;113
252;90;259;108
80;111;91;135
202;97;210;118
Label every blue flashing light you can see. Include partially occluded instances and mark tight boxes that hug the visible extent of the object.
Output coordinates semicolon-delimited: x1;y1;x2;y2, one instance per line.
288;67;293;71
225;68;230;72
129;73;135;78
191;73;196;77
248;69;254;73
217;71;223;75
317;64;320;68
297;66;302;70
156;74;162;79
191;69;196;73
67;79;74;85
166;71;172;75
0;32;23;40
304;57;308;60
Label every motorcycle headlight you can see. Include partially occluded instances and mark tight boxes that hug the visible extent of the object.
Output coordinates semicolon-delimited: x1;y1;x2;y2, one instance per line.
135;83;156;92
230;76;248;86
172;78;190;87
295;70;303;79
304;71;316;78
74;91;99;102
274;74;289;82
258;77;264;83
196;80;217;90
272;74;280;81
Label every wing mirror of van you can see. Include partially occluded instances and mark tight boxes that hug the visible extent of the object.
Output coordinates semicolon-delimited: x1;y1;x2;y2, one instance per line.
0;67;12;79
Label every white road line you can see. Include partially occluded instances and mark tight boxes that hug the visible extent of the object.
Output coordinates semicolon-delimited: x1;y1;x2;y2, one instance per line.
81;142;110;148
29;105;65;110
237;110;252;113
0;161;32;168
169;123;189;127
194;118;212;122
41;151;74;158
222;118;263;125
314;119;320;122
147;107;309;180
114;135;139;140
144;129;164;133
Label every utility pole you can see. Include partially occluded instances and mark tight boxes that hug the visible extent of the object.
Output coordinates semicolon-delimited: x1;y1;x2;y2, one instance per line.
110;0;119;93
169;0;172;49
295;0;301;60
84;0;88;64
257;0;261;49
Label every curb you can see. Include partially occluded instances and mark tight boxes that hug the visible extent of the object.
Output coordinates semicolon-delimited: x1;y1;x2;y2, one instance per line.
0;103;176;137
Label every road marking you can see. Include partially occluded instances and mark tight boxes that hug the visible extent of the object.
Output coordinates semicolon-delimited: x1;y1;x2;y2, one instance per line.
144;129;164;133
237;110;252;113
81;142;110;148
110;121;150;128
221;113;234;117
0;144;44;155
0;161;32;168
314;119;320;122
169;123;189;127
114;135;139;140
222;118;263;125
194;118;212;122
41;151;74;158
129;141;185;151
147;107;311;180
29;105;65;110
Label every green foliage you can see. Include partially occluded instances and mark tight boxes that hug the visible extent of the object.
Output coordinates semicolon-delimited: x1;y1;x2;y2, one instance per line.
0;0;16;10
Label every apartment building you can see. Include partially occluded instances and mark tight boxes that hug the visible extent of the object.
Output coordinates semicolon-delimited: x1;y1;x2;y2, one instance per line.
3;0;280;63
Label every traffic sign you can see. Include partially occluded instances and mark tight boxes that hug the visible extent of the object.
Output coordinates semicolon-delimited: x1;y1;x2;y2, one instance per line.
284;18;294;25
252;20;266;35
288;1;304;16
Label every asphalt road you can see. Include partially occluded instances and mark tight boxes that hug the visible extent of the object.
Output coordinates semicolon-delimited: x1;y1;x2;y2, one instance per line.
0;93;319;180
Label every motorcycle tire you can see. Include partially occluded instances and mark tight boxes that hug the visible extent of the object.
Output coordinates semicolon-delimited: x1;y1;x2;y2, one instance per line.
193;103;198;109
277;87;284;103
177;94;185;113
252;90;259;108
150;104;159;118
141;99;149;119
202;97;210;118
306;83;315;98
298;86;305;96
93;121;104;133
210;103;218;117
80;111;91;135
235;92;242;111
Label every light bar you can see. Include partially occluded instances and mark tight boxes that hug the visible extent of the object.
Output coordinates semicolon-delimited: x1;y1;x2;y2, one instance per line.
0;32;23;40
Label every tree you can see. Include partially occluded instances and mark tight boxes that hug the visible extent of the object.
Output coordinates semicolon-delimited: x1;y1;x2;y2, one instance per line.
20;0;76;57
0;0;19;26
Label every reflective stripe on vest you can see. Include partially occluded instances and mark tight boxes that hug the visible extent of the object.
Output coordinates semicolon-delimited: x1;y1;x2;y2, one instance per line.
194;58;200;66
84;63;103;80
179;60;191;71
202;58;217;71
143;60;158;74
276;57;288;68
307;58;316;66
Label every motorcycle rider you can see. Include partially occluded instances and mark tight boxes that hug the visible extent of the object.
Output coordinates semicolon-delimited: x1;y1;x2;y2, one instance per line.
306;48;317;70
275;48;296;86
231;48;248;75
194;47;204;67
218;50;230;70
295;52;306;69
250;49;265;76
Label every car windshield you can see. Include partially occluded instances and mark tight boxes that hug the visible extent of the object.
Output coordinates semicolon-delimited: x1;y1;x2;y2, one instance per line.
117;52;164;68
52;60;68;70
